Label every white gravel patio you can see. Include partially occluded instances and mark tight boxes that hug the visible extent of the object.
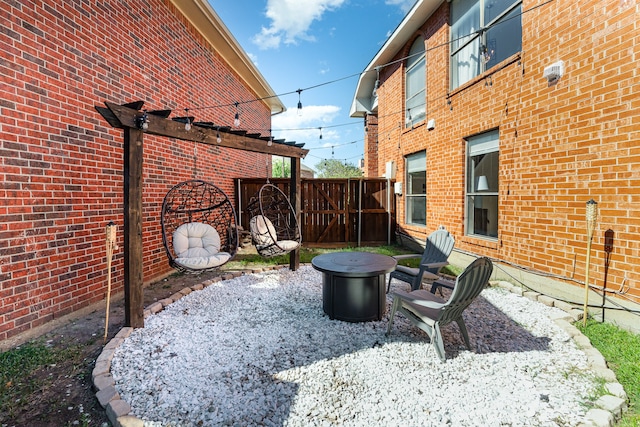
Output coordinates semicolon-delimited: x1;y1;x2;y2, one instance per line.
109;265;602;427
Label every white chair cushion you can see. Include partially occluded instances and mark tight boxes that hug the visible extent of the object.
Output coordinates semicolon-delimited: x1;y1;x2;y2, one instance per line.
174;252;231;270
272;239;299;251
250;215;277;246
173;222;231;270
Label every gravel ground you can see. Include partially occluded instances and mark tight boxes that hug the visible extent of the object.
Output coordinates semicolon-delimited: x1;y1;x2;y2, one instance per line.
110;265;598;427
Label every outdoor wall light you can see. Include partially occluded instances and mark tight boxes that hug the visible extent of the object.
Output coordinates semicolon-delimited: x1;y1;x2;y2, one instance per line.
372;66;380;97
234;102;240;127
184;108;191;131
135;110;149;130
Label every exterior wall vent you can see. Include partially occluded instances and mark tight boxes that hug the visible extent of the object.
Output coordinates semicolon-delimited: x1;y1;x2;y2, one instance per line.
543;60;565;85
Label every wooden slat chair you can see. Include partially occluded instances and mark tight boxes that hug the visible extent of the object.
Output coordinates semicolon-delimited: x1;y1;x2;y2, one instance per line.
386;257;493;362
387;226;455;293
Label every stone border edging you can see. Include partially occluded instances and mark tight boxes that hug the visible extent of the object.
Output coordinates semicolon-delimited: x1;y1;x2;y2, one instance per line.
492;281;628;427
92;270;629;427
92;266;288;427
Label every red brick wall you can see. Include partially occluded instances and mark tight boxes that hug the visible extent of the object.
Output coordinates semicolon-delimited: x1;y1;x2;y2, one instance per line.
0;0;272;340
374;0;640;300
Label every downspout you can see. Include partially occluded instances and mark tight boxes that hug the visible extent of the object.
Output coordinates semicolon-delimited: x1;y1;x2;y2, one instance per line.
387;178;391;245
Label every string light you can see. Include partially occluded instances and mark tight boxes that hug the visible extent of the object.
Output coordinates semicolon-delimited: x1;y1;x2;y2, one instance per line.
135;110;149;130
216;126;222;143
296;89;303;116
184;108;191;131
175;2;552;129
319;127;323;140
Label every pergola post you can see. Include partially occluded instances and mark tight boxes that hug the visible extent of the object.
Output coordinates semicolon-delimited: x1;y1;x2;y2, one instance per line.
123;127;145;328
289;157;301;271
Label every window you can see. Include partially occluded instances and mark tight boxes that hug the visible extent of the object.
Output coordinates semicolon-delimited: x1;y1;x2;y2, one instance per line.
466;130;499;238
451;0;522;89
405;151;426;226
405;37;426;127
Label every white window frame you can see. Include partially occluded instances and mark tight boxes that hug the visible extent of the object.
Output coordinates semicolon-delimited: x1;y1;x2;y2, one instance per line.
405;151;427;226
405;37;426;128
450;0;522;89
465;130;499;239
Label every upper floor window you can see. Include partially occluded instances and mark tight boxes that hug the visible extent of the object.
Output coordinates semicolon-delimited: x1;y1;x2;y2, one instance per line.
405;37;426;127
451;0;522;89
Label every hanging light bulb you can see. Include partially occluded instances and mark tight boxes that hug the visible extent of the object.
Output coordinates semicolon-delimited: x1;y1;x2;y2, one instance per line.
184;108;191;131
296;89;303;116
319;127;323;140
216;127;221;143
233;102;240;127
267;129;273;146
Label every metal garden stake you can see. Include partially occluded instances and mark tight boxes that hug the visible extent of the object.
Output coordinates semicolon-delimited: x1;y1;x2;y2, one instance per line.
583;199;597;326
104;221;118;343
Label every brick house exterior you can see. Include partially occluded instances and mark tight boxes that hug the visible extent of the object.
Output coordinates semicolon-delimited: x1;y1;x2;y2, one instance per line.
0;0;285;342
351;0;640;328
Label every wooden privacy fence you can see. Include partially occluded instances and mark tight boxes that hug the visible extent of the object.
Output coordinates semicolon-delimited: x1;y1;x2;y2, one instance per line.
236;178;396;247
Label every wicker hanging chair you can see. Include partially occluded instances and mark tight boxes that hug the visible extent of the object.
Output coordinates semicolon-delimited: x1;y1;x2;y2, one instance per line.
161;179;238;273
246;183;301;258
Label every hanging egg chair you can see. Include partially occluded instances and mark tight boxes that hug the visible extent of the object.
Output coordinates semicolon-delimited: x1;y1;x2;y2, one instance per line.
161;179;238;273
246;182;301;258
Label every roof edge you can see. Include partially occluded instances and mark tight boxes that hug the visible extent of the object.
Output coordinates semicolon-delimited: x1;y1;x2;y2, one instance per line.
170;0;286;115
350;0;445;118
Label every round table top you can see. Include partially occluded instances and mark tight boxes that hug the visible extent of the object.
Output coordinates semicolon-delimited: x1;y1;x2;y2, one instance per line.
311;251;397;277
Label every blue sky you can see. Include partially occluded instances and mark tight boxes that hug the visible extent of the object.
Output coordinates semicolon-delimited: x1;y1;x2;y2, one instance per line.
208;0;416;171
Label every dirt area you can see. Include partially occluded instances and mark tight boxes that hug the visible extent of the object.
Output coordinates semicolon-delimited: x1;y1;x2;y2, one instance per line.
0;259;260;427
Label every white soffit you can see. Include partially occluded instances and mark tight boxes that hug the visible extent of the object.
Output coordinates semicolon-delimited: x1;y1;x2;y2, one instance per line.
350;0;445;117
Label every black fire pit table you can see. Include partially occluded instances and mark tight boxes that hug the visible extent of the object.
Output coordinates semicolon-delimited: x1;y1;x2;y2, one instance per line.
311;252;397;322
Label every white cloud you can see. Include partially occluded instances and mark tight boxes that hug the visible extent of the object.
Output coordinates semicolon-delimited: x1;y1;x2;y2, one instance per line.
252;0;346;50
247;52;259;66
385;0;416;13
272;104;341;144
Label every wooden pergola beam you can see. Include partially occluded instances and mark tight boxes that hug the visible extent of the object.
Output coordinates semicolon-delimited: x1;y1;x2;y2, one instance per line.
96;101;307;329
99;102;309;158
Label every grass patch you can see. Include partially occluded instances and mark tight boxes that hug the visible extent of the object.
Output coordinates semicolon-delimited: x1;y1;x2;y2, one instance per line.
578;320;640;426
226;244;463;281
0;340;84;418
226;245;416;268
